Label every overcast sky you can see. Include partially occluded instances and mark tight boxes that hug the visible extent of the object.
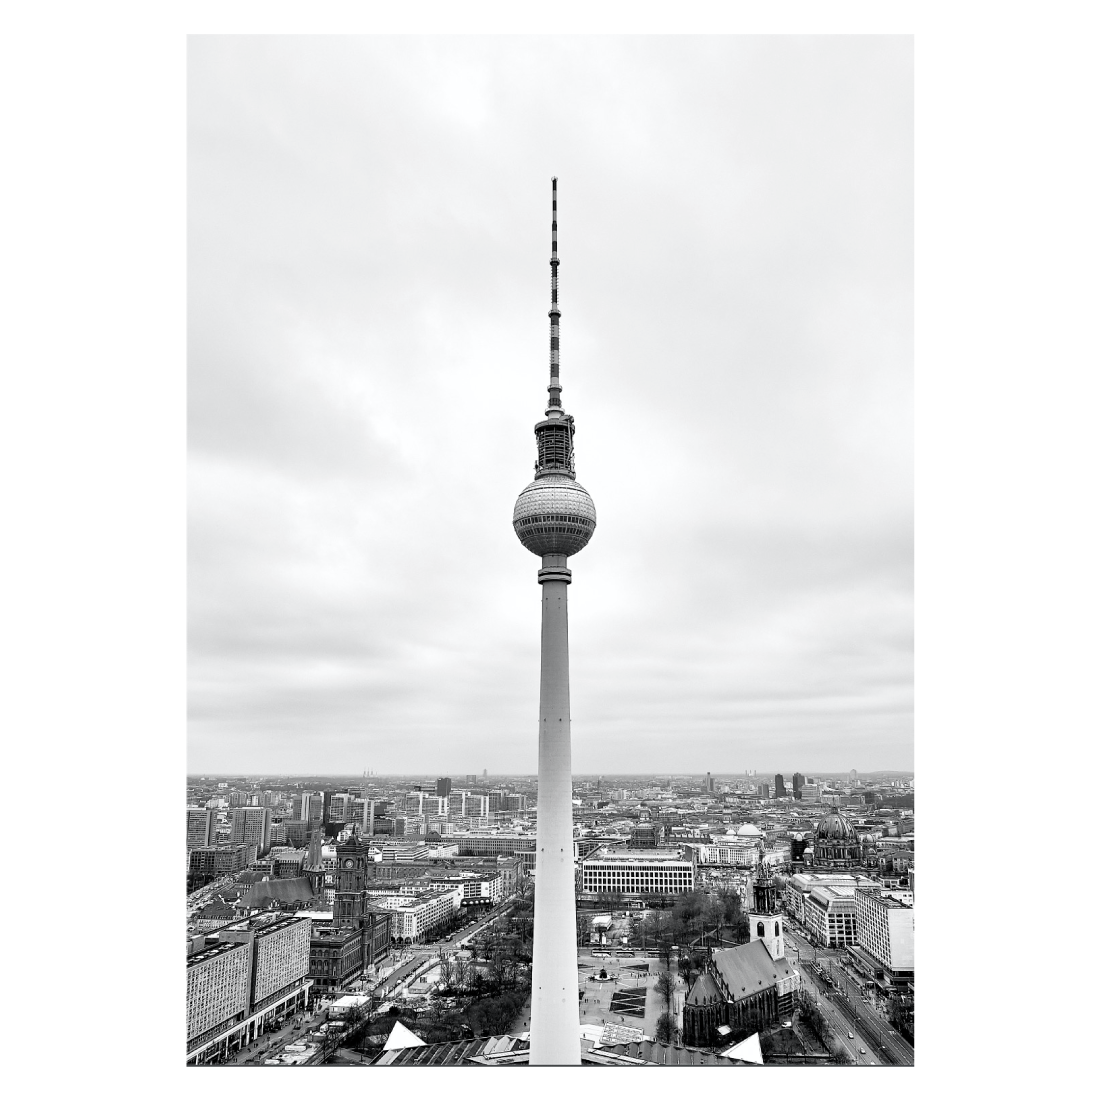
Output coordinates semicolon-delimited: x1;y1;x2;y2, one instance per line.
188;35;912;777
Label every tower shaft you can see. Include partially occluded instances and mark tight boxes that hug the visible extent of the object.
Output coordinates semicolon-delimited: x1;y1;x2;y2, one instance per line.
529;553;580;1064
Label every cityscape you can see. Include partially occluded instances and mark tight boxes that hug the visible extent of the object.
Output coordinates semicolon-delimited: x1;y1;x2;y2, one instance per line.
186;770;914;1066
188;37;913;1069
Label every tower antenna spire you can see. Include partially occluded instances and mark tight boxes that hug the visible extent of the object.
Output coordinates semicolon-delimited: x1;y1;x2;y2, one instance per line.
547;177;562;415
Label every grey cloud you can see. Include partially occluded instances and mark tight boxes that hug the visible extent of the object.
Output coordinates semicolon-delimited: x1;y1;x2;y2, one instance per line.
189;35;912;775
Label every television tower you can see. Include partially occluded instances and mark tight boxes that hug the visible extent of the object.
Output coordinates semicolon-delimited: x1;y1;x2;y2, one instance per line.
513;178;596;1065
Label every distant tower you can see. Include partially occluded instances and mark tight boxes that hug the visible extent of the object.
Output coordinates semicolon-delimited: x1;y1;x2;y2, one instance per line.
774;773;787;798
513;179;596;1066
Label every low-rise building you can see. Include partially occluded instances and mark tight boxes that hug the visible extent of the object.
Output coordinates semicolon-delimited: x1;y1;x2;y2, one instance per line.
366;884;463;943
580;847;695;898
188;844;257;888
783;872;877;924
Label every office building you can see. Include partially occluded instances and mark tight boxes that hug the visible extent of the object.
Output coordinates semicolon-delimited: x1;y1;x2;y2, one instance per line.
774;774;786;798
187;807;215;850
230;806;272;856
436;777;452;797
328;792;353;823
186;913;313;1065
854;887;914;987
792;773;804;797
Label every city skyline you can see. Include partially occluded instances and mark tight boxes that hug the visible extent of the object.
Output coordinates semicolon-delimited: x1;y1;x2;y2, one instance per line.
189;36;913;776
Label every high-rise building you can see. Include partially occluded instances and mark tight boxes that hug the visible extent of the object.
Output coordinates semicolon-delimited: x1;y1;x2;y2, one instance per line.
230;805;272;856
792;773;805;797
187;807;215;850
774;774;787;798
328;792;353;822
435;777;452;797
512;179;596;1065
706;772;716;794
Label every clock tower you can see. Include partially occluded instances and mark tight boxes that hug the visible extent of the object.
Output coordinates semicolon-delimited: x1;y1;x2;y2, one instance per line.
333;834;372;927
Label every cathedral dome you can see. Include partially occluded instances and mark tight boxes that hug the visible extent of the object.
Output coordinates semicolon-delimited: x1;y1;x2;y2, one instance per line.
513;474;596;557
815;810;855;840
736;823;763;837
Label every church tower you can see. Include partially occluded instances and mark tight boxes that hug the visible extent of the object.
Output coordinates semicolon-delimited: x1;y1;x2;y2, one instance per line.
748;864;785;961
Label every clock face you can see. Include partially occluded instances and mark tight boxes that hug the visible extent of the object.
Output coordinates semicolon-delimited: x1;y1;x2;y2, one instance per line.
344;859;354;868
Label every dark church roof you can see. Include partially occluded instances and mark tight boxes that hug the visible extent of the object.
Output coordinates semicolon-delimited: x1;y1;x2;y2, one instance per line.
242;876;318;909
686;971;722;1005
712;940;797;1004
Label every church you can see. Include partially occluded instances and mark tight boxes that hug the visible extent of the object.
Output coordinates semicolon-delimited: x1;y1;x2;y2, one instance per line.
682;870;801;1047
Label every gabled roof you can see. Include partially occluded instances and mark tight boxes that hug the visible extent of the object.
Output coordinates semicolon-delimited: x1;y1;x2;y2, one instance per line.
711;940;797;1003
686;972;722;1005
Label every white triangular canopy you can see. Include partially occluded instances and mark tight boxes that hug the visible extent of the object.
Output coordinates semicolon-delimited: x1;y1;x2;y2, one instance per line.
383;1020;426;1050
722;1032;763;1064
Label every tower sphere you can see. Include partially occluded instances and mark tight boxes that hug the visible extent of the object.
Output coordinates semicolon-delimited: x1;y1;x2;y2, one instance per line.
513;473;596;557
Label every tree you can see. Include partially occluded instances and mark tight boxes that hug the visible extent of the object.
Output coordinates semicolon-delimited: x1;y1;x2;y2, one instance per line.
452;954;470;992
655;1011;679;1044
437;954;453;990
655;970;676;1014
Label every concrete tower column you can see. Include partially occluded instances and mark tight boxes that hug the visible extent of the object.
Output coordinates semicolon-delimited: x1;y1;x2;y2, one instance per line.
530;553;579;1064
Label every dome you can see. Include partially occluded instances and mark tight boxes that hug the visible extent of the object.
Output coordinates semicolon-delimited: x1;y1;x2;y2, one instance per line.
736;823;763;837
815;810;855;840
513;474;596;557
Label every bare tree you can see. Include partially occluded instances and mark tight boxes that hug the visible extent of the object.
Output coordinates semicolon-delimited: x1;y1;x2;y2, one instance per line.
655;1011;679;1044
437;954;454;992
452;953;470;992
655;970;676;1014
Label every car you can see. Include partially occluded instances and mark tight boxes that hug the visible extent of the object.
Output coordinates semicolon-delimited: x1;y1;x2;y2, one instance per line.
859;1047;866;1055
848;1031;854;1039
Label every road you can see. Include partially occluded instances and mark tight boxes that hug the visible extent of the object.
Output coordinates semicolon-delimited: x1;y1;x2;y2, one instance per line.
783;923;913;1067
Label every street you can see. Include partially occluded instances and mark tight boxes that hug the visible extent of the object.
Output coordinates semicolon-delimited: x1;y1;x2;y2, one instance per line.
783;923;913;1066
